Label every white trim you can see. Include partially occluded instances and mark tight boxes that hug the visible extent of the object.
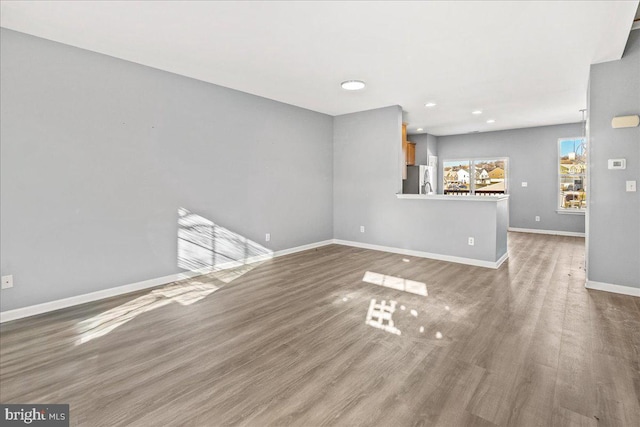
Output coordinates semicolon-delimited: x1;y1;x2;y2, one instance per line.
273;240;333;257
0;271;199;323
586;280;640;298
0;240;333;323
495;251;509;268
332;239;506;269
508;227;585;238
189;240;334;274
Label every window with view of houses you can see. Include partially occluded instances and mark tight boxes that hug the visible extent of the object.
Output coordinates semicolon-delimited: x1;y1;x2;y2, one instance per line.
558;137;586;211
443;159;507;196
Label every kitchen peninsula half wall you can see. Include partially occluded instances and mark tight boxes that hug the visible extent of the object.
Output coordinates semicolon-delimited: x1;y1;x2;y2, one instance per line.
334;105;508;269
394;194;509;268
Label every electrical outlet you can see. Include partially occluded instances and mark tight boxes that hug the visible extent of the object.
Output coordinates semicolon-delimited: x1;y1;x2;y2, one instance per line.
626;181;637;192
360;226;365;233
265;233;271;242
535;216;540;222
468;237;474;246
521;182;528;187
1;275;13;289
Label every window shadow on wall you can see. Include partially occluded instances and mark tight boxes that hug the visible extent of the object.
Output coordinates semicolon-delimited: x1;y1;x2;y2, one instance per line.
75;209;273;345
178;207;273;283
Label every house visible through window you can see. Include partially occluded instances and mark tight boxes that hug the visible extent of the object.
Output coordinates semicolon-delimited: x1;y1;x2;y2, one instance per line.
443;158;508;195
558;137;586;211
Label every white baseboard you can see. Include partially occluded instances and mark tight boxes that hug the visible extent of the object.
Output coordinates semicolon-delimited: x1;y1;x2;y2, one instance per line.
495;251;509;268
585;280;640;298
332;239;507;269
274;239;334;257
0;271;201;323
508;227;585;238
0;239;333;323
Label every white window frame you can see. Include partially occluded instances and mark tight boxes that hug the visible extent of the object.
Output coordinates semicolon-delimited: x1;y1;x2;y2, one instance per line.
442;158;509;196
557;137;586;214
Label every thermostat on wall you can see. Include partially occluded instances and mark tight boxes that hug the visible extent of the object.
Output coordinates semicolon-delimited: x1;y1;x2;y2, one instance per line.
608;159;626;169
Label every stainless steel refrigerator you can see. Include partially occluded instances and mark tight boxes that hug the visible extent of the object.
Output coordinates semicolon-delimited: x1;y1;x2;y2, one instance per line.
403;164;437;194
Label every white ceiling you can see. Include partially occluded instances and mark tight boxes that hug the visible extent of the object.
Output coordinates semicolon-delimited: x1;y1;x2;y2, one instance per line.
1;1;638;136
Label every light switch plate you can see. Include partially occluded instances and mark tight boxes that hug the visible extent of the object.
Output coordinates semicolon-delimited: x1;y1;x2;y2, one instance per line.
626;180;637;192
521;182;528;187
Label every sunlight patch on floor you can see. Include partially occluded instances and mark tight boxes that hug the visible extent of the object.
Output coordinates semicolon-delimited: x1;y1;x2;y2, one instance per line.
365;298;401;335
75;281;219;345
75;208;274;346
362;271;428;296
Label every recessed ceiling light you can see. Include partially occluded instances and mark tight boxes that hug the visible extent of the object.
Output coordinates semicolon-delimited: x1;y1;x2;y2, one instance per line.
425;102;437;107
341;80;365;91
486;119;496;123
472;110;483;115
417;128;424;131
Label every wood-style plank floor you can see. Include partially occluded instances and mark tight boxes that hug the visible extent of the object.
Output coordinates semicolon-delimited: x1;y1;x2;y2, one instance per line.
1;233;639;426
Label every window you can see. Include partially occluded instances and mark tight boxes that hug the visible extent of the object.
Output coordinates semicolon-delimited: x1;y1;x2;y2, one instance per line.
558;137;586;211
443;160;471;194
443;158;507;195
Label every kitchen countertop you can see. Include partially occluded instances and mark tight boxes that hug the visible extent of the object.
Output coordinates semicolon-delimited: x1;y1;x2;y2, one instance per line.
396;193;509;202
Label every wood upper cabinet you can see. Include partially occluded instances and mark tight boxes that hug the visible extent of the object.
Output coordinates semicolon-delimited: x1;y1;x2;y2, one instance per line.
402;123;408;179
401;122;416;177
407;142;416;166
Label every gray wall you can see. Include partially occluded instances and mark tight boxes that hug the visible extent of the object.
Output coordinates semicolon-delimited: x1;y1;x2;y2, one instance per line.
333;106;504;263
408;133;438;166
0;29;334;311
437;123;585;233
587;30;640;289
